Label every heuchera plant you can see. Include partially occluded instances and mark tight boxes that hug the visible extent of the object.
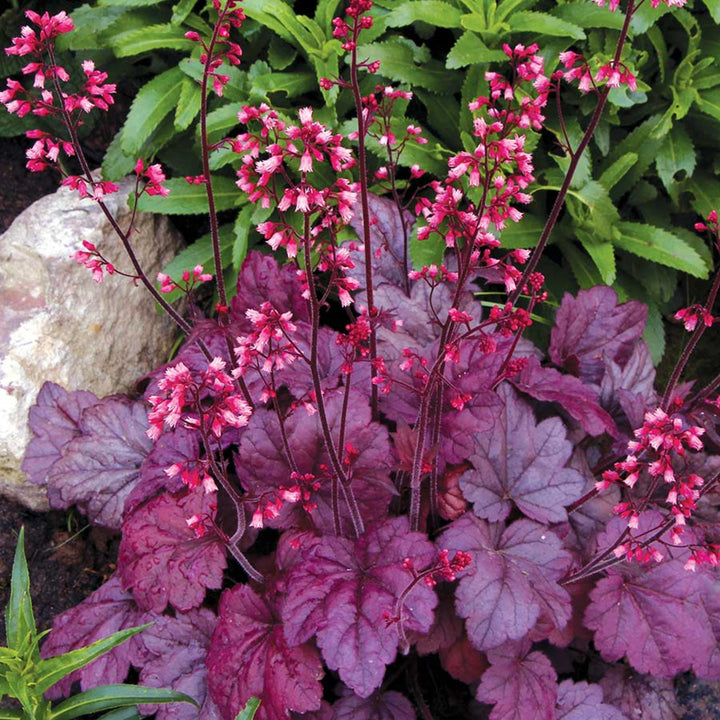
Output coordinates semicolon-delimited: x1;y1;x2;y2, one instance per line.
5;1;720;718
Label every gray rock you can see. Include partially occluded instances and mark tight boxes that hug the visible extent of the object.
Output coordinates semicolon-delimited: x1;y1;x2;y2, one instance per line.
0;175;184;510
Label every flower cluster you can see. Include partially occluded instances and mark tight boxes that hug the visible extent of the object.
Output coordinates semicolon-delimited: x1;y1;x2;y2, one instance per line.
184;0;244;96
249;472;321;528
135;159;170;198
147;357;252;441
157;264;213;295
558;51;637;94
72;240;115;283
601;407;706;548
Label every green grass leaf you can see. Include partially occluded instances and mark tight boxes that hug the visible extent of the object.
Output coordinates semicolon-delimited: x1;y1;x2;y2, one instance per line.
612;222;709;278
49;685;195;720
6;528;36;654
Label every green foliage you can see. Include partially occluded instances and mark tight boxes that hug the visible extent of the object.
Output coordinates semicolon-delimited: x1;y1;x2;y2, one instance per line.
21;0;717;363
0;528;195;720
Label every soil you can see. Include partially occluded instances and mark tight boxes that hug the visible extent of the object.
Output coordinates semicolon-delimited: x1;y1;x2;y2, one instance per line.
0;126;716;720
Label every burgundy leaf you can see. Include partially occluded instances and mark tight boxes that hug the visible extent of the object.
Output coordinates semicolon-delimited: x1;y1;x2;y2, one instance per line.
413;586;463;655
41;575;153;698
230;251;309;329
119;489;226;613
138;608;220;720
281;517;437;697
47;396;153;529
460;384;585;523
21;381;98;486
549;287;647;384
439;632;488;685
510;357;617;437
332;691;416;720
125;428;199;515
234;391;395;534
584;560;715;677
555;680;629;720
599;667;682;719
206;584;324;720
441;513;572;650
476;640;557;720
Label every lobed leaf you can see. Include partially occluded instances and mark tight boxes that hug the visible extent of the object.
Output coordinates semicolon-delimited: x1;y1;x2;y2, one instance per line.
441;514;572;650
119;489;226;613
281;517;437;697
460;384;585;524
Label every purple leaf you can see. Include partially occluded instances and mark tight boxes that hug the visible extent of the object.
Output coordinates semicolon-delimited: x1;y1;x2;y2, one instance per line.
234;391;395;534
230;251;309;329
600;343;657;431
584;560;715;677
348;193;414;291
460;384;585;523
441;513;572;650
41;575;153;699
599;667;682;719
510;357;617;437
281;517;437;697
119;489;226;613
476;640;557;720
332;691;417;720
206;584;324;720
47;396;153;529
125;428;199;515
556;680;629;720
22;382;98;486
549;287;647;384
138;608;221;720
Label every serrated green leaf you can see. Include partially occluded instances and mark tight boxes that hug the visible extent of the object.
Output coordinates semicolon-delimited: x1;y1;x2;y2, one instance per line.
160;225;235;303
577;233;616;285
242;0;322;52
410;231;445;270
204;103;244;137
171;0;197;25
356;38;462;93
623;256;677;304
174;78;201;132
497;214;543;249
250;72;316;98
57;5;128;51
121;68;186;156
314;0;342;28
566;180;619;242
111;24;193;56
702;0;720;22
135;176;242;214
612;222;708;278
385;1;463;28
629;0;670;34
506;11;585;39
267;37;298;70
656;125;696;194
37;626;150;693
99;0;163;5
416;90;460;148
0;710;23;720
696;88;720;122
558;239;603;289
598;153;638;191
235;698;261;720
552;3;623;30
6;528;35;654
49;685;194;720
687;173;720;218
445;31;506;69
232;205;254;271
180;59;247;102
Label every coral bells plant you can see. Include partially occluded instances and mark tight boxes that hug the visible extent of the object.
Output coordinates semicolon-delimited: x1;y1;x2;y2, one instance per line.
7;0;720;718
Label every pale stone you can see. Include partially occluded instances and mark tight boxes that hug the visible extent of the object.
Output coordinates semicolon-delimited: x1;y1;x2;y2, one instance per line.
0;176;184;510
